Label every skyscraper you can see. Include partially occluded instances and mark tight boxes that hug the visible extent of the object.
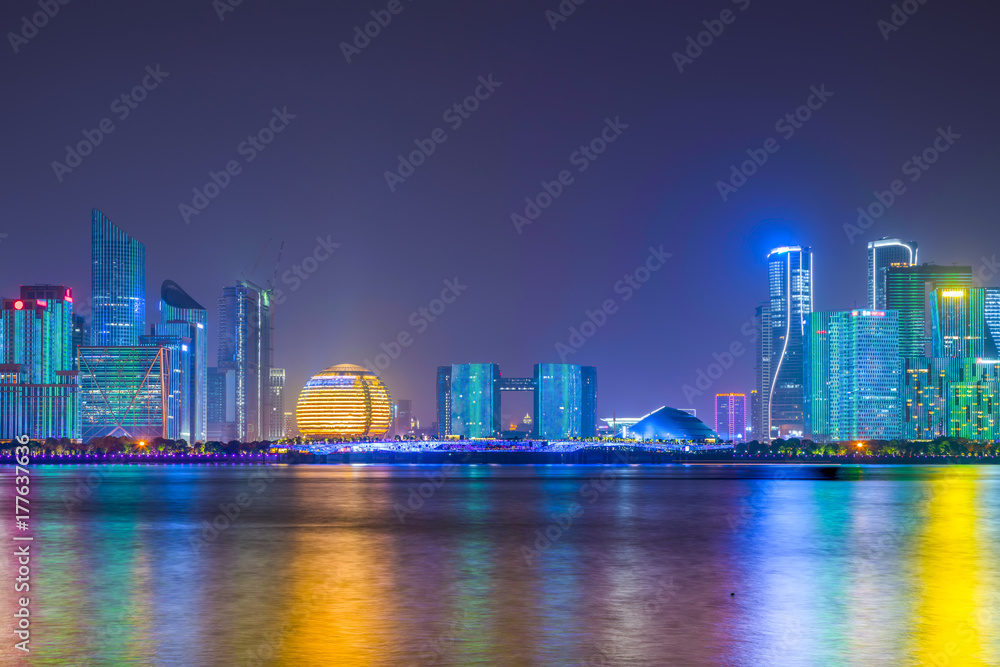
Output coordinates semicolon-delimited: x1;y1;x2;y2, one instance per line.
868;238;918;309
929;287;997;359
436;366;452;437
714;393;746;442
207;366;232;441
217;281;273;441
160;280;208;442
948;360;1000;440
268;368;285;440
766;246;812;439
902;357;960;440
139;329;186;441
581;365;598;438
91;209;145;346
533;364;582;439
810;310;900;442
885;264;973;357
804;311;834;442
449;363;500;438
753;303;771;441
79;346;170;441
0;287;79;440
395;398;412;435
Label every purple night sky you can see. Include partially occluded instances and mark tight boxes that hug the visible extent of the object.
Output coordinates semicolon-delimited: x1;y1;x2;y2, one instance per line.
3;0;998;426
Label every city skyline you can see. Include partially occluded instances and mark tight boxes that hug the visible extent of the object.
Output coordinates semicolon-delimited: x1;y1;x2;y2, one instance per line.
4;1;1000;428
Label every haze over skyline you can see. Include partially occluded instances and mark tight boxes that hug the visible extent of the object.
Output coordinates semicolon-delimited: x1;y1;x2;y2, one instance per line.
4;0;999;425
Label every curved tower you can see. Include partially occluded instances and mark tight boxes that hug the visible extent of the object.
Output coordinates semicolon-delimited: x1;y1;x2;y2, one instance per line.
766;246;812;440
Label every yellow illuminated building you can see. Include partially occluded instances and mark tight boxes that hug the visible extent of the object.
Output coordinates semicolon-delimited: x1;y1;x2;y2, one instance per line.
296;364;393;438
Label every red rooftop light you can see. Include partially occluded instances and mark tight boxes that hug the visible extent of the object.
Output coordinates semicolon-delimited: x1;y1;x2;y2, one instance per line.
13;300;24;310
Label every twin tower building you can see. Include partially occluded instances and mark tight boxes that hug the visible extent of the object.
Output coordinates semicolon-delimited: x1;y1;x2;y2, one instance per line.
754;239;1000;443
0;209;285;443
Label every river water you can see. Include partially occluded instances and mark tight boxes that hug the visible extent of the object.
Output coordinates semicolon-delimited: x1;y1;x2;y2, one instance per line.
3;464;999;665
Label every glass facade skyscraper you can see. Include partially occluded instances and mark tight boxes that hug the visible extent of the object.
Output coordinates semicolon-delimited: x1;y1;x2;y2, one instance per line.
753;303;771;441
930;287;997;359
449;363;500;438
714;393;746;442
807;310;900;442
91;209;145;347
268;368;285;440
79;346;170;441
160;280;207;442
804;311;834;442
868;238;918;309
902;357;960;440
217;281;273;441
885;264;972;358
0;287;79;440
766;246;812;439
581;365;597;438
436;366;452;437
533;364;582;439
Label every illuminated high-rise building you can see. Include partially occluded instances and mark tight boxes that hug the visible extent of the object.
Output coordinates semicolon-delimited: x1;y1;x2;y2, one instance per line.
160;280;207;442
79;346;170;441
450;363;500;438
436;366;452;437
0;287;79;440
816;310;901;442
804;311;835;442
268;368;285;440
534;364;582;439
885;264;972;357
947;360;1000;440
766;246;812;439
930;287;998;359
868;238;918;309
207;366;233;441
217;281;273;441
90;209;145;346
902;357;960;440
395;398;412;435
581;365;598;438
715;393;746;442
139;330;185;441
753;303;771;441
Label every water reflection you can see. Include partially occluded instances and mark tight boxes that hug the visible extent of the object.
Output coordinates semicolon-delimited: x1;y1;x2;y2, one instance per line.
2;464;1000;665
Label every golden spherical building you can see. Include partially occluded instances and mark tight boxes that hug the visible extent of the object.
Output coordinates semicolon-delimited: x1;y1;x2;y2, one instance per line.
296;364;393;439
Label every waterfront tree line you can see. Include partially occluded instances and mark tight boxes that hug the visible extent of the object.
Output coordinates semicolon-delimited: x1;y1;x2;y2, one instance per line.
733;437;1000;457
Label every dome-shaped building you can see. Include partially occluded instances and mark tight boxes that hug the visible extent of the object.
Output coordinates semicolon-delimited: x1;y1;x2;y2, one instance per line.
630;406;717;442
296;364;393;439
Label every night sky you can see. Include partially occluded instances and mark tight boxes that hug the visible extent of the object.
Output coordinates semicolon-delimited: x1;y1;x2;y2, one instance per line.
3;0;998;428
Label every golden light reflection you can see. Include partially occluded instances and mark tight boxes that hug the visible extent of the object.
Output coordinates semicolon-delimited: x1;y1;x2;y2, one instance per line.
914;468;985;665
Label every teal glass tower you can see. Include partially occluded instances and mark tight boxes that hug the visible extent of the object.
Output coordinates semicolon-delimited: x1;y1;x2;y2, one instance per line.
533;363;582;439
91;209;146;346
449;363;500;438
160;280;208;442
